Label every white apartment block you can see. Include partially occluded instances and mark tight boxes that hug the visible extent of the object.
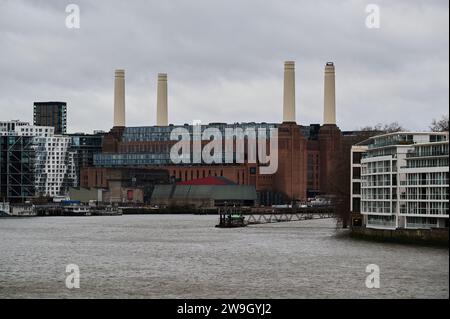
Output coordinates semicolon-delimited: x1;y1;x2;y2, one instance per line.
0;120;76;197
0;120;31;135
0;120;54;137
34;135;77;197
351;132;449;230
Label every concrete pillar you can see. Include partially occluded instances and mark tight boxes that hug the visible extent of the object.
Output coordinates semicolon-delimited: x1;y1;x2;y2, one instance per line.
283;61;296;123
113;69;125;127
323;62;336;125
157;73;168;126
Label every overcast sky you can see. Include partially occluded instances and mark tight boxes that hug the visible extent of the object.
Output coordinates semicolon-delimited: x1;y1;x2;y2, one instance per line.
0;0;448;133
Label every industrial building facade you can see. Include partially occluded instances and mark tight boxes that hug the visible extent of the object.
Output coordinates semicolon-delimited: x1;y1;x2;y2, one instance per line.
350;132;449;230
80;61;376;210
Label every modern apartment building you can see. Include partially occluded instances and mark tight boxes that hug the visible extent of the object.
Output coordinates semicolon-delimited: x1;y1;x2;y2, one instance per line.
350;132;449;230
0;120;29;134
0;120;55;137
0;120;76;199
33;135;76;197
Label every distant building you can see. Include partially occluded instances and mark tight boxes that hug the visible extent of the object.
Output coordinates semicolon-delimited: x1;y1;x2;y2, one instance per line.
83;62;381;215
0;135;35;203
351;132;449;230
33;101;67;134
0;120;29;134
151;176;258;208
67;132;105;187
0;120;76;200
80;167;169;203
0;120;55;137
33;135;76;197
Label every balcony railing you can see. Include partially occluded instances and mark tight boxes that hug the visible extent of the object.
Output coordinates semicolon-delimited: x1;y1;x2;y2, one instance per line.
400;180;449;186
367;220;396;227
406;151;449;158
399;195;449;200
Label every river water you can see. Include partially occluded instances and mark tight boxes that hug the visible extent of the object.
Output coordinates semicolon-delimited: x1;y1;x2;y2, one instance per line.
0;215;448;298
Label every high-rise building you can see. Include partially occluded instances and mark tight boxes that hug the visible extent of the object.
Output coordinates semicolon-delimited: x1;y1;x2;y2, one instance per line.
33;101;67;134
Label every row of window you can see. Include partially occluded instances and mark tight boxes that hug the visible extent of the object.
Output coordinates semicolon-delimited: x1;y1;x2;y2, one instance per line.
402;172;449;186
407;144;449;158
400;187;449;201
366;215;396;226
405;217;439;229
361;160;392;174
406;158;449;168
362;201;394;214
361;174;393;187
400;202;449;215
361;188;391;200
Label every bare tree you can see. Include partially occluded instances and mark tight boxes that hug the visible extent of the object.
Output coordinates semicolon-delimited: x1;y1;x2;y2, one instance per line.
360;122;405;133
430;115;449;132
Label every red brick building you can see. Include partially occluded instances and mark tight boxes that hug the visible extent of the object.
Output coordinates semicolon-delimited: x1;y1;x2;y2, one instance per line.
80;62;377;207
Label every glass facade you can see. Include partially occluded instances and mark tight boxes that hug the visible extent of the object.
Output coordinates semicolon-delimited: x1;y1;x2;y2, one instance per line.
94;153;171;166
96;123;280;167
33;102;67;134
357;132;449;229
69;133;104;187
399;141;449;219
0;136;35;202
121;123;279;142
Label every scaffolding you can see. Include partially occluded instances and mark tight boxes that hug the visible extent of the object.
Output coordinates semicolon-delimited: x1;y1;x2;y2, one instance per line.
0;136;35;203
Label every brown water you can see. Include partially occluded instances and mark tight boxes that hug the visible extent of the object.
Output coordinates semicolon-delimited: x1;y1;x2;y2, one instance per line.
0;215;448;298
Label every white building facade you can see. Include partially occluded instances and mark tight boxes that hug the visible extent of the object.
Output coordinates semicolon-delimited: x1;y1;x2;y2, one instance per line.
0;120;76;197
351;132;449;230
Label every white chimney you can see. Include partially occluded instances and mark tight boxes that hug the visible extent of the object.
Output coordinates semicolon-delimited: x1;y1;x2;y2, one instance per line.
113;69;125;127
283;61;296;123
323;62;336;125
156;73;168;126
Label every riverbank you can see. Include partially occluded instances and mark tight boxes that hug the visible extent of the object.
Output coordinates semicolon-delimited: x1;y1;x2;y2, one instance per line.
350;226;449;247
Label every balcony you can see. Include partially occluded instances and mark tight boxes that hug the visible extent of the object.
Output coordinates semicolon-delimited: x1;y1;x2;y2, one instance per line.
400;179;449;186
407;151;448;158
368;139;414;150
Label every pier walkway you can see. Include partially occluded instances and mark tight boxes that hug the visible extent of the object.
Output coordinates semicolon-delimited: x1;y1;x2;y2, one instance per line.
216;206;335;227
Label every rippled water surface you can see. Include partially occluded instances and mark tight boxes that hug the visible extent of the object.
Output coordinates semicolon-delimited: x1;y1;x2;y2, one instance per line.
0;215;448;298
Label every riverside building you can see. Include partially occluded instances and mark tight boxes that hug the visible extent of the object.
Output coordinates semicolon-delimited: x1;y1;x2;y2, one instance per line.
0;120;76;200
83;62;377;209
351;132;449;230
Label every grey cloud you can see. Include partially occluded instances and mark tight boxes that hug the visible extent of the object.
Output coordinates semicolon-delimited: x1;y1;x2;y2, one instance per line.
0;0;448;132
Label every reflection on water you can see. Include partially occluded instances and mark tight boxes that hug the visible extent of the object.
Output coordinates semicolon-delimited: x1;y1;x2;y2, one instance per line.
0;215;448;298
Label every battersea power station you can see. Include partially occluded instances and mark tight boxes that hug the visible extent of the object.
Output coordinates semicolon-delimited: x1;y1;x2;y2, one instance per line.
80;62;375;207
